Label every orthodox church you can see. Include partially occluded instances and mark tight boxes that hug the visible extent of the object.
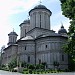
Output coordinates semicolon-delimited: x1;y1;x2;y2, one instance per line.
2;4;68;70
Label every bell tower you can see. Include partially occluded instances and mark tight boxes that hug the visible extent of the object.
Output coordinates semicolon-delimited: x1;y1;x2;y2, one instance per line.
8;30;18;46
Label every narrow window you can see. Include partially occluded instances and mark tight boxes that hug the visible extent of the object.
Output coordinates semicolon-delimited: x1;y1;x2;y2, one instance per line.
35;13;36;27
25;46;26;50
40;14;41;28
46;45;47;48
28;56;30;62
45;13;46;28
62;55;64;61
39;59;41;64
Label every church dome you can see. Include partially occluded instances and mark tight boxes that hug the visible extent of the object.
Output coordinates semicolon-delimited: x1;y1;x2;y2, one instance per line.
29;4;52;15
58;25;67;34
19;19;30;26
8;31;18;36
34;4;47;9
23;20;30;24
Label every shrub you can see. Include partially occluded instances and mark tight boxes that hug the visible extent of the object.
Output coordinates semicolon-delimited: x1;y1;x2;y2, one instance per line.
40;64;44;69
23;68;28;71
29;69;32;74
36;64;44;69
36;64;40;69
28;64;35;70
21;62;26;67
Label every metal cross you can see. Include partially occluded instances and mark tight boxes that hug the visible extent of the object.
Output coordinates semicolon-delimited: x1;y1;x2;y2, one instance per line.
13;28;14;32
39;0;42;4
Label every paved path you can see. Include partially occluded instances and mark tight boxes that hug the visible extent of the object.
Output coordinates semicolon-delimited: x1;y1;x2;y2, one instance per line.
0;70;23;75
0;70;75;75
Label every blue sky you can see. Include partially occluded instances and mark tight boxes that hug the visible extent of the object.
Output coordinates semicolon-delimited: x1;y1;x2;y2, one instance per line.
0;0;70;49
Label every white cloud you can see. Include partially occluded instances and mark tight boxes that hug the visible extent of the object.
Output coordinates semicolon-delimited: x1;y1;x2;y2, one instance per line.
0;17;13;48
0;0;40;48
0;0;40;15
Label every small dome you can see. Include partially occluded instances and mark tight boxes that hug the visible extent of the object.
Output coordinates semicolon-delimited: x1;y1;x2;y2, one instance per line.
34;4;47;9
19;19;30;26
8;31;18;36
58;25;67;34
23;20;30;24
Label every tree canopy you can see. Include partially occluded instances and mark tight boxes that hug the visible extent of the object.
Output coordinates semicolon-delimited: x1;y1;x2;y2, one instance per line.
60;0;75;71
60;0;75;20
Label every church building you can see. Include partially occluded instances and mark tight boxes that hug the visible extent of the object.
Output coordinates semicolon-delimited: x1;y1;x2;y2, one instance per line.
2;4;68;70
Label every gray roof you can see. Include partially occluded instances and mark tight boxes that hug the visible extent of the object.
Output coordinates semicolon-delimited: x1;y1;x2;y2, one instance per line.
19;20;30;26
36;33;68;39
23;20;30;24
29;4;52;15
8;31;18;36
34;4;47;9
21;36;34;40
58;25;67;34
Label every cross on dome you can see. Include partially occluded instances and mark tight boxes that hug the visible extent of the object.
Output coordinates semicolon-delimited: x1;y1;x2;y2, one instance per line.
39;0;42;4
13;28;14;32
61;22;64;28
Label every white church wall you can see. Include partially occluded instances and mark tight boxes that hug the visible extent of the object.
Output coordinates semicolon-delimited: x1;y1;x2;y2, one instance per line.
35;36;68;69
17;40;35;64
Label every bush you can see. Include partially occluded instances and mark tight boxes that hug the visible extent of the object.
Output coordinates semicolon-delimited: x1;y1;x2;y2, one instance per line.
29;69;32;74
40;64;44;69
36;64;40;69
28;64;35;70
33;71;36;74
36;64;44;69
21;62;26;67
25;72;28;74
23;68;28;71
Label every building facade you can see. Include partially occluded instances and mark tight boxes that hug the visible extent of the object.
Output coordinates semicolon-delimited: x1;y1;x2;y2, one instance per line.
2;4;68;70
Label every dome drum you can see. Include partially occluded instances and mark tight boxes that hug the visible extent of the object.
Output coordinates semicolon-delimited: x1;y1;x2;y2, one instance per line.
29;9;51;17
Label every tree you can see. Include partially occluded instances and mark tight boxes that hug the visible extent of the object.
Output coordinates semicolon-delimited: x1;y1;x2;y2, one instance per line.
0;45;5;66
8;58;17;71
60;0;75;20
60;0;75;71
